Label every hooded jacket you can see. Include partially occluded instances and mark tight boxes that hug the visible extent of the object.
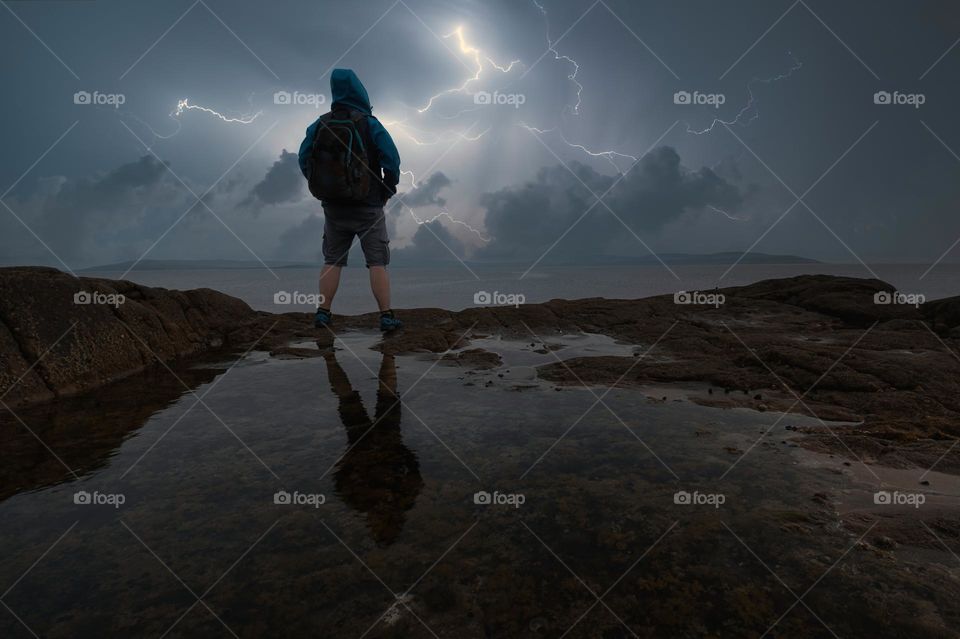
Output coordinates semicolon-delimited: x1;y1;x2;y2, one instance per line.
298;69;401;207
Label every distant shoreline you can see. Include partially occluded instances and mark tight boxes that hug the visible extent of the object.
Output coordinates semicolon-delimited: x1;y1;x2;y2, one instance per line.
75;253;822;272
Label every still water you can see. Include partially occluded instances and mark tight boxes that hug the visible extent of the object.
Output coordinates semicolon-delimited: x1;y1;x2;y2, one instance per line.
0;333;957;637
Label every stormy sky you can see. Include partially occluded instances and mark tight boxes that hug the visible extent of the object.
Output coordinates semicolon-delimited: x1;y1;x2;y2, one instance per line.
1;0;959;272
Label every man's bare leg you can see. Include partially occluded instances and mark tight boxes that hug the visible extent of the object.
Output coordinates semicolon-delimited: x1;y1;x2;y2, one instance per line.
369;265;391;312
319;264;342;310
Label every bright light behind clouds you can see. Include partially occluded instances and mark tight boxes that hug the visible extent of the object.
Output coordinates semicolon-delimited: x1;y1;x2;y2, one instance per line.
2;0;958;267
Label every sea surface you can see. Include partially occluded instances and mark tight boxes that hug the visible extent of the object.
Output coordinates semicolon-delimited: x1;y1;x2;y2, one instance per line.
82;262;960;314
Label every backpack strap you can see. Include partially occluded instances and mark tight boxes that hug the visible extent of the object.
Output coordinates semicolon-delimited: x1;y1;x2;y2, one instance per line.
311;111;335;145
348;111;367;156
348;111;380;173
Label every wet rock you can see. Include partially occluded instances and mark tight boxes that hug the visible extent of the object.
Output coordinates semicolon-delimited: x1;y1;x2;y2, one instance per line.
0;266;257;408
726;274;919;326
439;348;501;370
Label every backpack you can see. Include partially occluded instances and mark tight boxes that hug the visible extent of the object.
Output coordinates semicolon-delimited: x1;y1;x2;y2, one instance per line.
306;109;375;202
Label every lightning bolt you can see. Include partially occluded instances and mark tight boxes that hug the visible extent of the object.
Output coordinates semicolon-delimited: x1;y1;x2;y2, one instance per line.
381;23;509;240
381;117;491;235
685;53;803;135
392;6;612;242
118;96;263;146
385;9;622;240
519;122;638;173
517;0;642;172
417;25;522;114
409;210;492;242
706;205;746;221
173;98;262;124
382;118;491;146
389;172;491;242
385;118;493;241
523;0;801;197
532;0;583;115
117;109;182;143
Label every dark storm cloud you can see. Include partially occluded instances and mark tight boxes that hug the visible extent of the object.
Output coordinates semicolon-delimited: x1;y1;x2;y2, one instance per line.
477;146;743;260
0;152;294;268
274;213;323;262
3;155;174;263
393;220;466;262
400;171;452;208
243;150;306;212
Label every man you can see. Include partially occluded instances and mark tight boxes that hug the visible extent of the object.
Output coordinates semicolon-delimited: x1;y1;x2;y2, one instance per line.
298;68;403;331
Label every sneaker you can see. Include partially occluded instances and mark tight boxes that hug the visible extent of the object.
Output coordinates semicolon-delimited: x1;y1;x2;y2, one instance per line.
380;312;403;332
314;308;332;328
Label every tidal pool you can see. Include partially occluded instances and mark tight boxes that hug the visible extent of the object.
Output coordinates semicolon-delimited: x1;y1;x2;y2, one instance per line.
0;332;957;638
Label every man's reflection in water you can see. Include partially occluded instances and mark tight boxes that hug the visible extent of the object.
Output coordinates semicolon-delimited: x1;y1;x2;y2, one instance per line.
324;351;423;546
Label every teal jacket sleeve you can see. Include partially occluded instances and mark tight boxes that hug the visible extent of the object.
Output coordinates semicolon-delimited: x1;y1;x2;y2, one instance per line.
298;119;319;178
368;116;401;187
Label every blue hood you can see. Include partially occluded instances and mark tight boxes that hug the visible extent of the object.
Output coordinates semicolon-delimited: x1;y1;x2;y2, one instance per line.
330;68;371;114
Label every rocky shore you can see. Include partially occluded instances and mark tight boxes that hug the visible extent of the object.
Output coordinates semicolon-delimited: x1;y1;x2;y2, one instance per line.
0;267;257;407
2;266;959;471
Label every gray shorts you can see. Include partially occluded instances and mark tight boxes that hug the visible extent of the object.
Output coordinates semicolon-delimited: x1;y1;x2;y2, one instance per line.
321;205;390;267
